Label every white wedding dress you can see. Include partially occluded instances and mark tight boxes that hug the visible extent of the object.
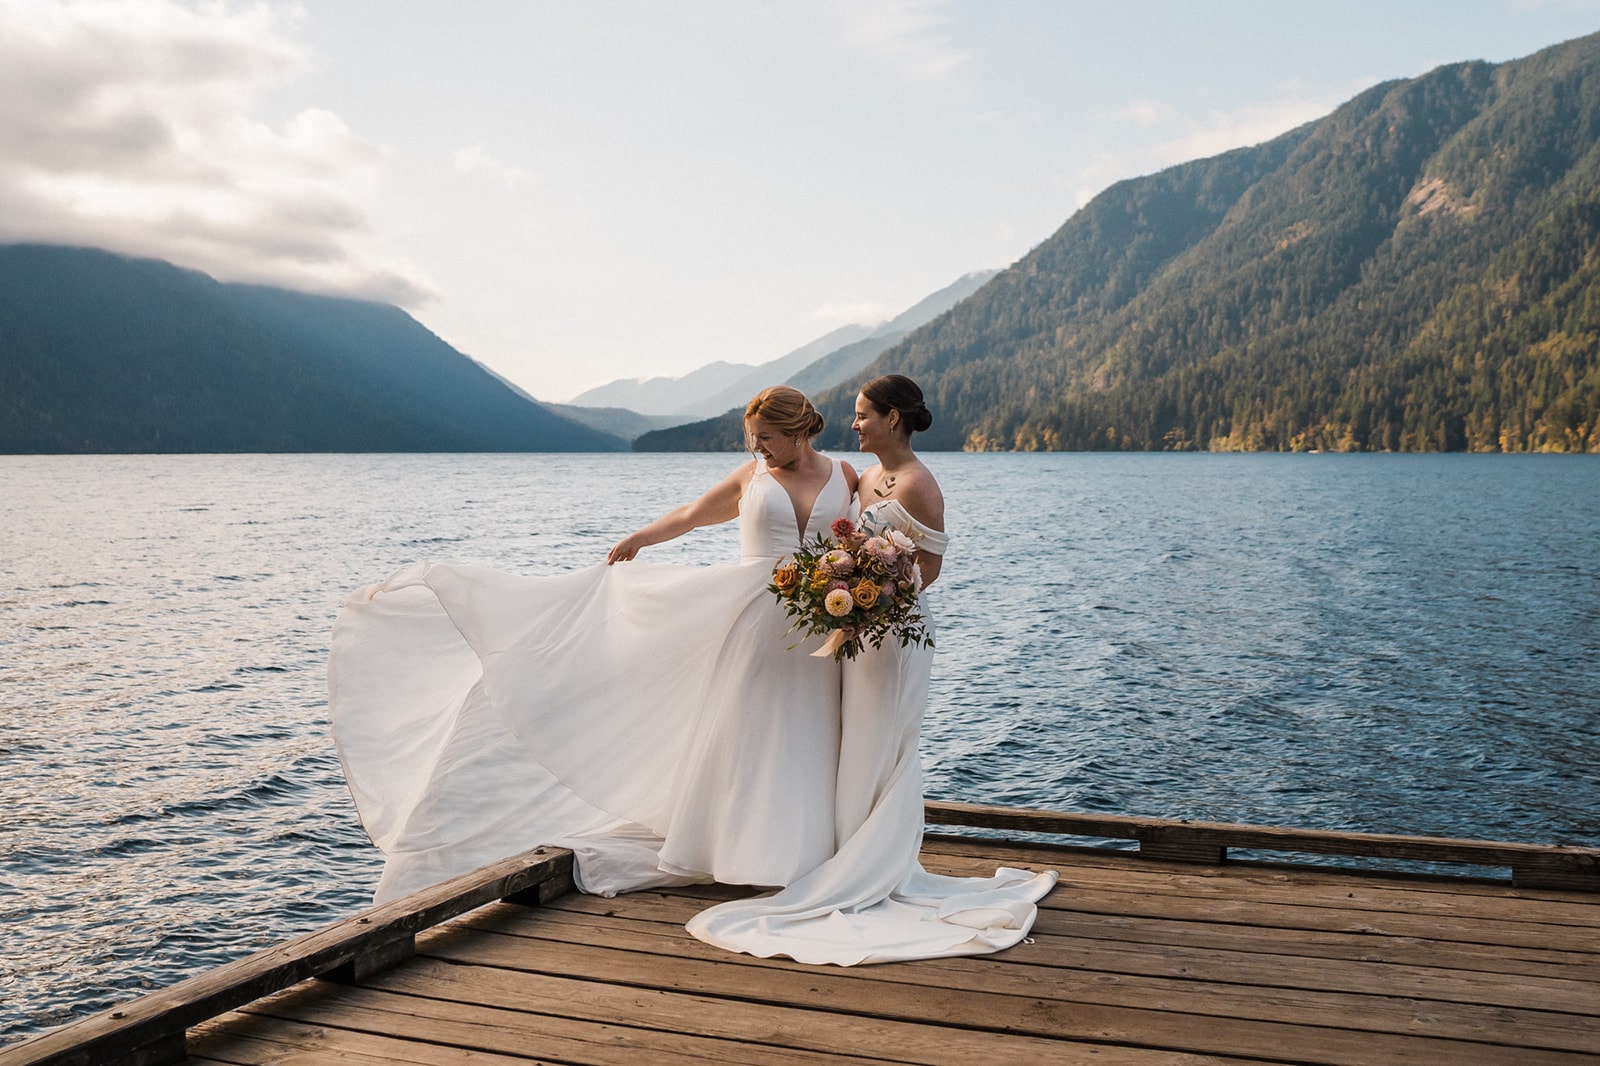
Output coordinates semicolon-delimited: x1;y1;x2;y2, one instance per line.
686;499;1059;965
330;458;851;902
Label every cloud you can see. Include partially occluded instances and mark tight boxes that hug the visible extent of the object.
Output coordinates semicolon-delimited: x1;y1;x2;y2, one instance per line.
828;0;968;84
1069;84;1366;209
975;108;1045;130
1149;94;1343;167
453;144;529;191
0;0;432;305
1112;99;1176;129
803;298;893;329
1066;150;1141;212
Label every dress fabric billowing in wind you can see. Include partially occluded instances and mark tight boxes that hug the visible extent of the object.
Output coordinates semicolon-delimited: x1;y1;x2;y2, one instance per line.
687;499;1059;965
330;459;851;903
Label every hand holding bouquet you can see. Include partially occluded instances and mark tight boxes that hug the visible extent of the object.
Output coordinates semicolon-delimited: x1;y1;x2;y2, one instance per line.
770;517;933;661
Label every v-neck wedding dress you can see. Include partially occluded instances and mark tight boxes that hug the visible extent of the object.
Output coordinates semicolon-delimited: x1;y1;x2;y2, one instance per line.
330;458;852;902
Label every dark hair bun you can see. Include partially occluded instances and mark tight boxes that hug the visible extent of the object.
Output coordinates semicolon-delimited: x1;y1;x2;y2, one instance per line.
861;374;933;435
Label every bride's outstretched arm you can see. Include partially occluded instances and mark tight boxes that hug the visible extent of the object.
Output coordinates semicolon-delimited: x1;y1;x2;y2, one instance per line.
607;460;755;563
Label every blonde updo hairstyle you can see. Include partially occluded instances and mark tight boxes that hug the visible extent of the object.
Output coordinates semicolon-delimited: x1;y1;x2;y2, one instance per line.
744;386;825;451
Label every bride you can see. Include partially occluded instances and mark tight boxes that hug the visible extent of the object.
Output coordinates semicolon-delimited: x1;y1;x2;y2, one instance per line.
687;375;1058;964
330;386;856;901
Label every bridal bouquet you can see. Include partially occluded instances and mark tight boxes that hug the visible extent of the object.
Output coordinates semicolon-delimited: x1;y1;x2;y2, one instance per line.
769;516;933;661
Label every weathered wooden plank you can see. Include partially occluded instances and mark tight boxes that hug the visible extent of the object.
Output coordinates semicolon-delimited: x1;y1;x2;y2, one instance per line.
924;801;1600;890
1035;883;1596;952
0;847;575;1066
922;835;1600;920
232;980;888;1066
920;833;1600;906
186;1008;535;1064
374;947;1587;1062
435;907;1600;1051
269;968;1249;1066
1029;907;1600;978
920;848;1600;935
1016;933;1600;1021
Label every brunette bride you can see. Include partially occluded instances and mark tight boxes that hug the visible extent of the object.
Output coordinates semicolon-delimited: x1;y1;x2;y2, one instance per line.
329;386;857;902
687;375;1058;965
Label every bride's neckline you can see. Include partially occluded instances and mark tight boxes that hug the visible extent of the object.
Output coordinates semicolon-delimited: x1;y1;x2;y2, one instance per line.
761;457;836;542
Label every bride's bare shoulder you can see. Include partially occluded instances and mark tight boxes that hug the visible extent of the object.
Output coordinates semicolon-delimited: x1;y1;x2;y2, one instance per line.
906;460;943;499
895;471;945;531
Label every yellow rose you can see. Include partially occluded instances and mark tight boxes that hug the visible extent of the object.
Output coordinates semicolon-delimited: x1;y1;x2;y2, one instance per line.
851;579;880;609
772;563;799;595
809;571;833;593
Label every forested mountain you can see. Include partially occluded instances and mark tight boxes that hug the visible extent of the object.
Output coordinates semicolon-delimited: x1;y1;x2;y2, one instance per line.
0;244;624;453
643;32;1600;453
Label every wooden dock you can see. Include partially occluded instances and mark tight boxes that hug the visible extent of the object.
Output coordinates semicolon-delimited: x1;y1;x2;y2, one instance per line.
5;803;1597;1065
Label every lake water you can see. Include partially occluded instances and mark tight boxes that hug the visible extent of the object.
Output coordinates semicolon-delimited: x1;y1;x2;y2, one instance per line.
3;452;1597;1042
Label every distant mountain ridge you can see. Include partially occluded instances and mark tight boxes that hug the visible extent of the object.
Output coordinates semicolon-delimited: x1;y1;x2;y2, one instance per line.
567;358;778;418
0;244;624;453
643;33;1600;453
567;269;997;437
567;326;873;416
690;324;877;418
545;403;688;441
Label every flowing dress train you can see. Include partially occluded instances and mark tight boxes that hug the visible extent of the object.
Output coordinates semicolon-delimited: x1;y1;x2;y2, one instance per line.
330;458;852;902
686;499;1058;965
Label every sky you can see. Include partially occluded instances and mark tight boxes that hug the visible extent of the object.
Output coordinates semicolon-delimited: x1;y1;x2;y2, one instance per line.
4;2;1600;402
